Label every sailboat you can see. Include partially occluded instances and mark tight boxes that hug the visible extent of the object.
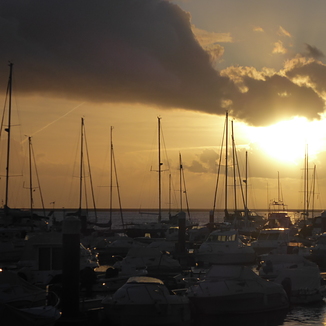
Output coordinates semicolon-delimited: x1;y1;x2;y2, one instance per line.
0;63;48;231
251;172;295;255
66;118;99;233
211;111;243;226
263;172;293;229
194;112;256;266
211;111;263;229
87;126;125;232
125;117;174;238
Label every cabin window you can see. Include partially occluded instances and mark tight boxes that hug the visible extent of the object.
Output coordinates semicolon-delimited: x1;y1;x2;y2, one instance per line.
258;233;271;240
268;233;280;240
208;234;236;242
38;247;63;271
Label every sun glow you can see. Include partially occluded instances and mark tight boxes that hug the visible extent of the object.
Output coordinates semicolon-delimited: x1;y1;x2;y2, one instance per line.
248;117;326;164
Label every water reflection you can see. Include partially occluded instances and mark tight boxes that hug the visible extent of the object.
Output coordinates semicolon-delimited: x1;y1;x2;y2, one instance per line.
189;301;326;326
191;309;288;326
284;301;326;326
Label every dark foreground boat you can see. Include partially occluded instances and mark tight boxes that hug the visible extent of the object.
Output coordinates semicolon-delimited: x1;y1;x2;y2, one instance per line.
101;276;191;325
186;265;289;315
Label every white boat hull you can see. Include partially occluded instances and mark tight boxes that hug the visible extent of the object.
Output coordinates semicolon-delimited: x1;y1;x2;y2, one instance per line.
103;302;191;325
195;250;256;265
189;292;288;314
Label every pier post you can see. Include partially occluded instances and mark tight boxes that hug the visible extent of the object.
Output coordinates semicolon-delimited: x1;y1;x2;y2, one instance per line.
321;211;326;233
61;216;81;320
209;210;214;224
177;211;186;253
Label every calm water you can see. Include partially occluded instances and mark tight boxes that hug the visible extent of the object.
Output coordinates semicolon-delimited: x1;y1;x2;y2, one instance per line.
49;208;326;326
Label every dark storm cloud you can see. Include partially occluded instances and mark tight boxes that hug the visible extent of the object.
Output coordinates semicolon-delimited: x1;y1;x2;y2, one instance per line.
229;74;325;125
0;0;325;126
0;0;230;111
221;58;326;125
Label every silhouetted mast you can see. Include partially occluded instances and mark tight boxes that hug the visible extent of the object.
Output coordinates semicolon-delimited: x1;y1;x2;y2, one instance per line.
5;62;13;209
158;116;162;223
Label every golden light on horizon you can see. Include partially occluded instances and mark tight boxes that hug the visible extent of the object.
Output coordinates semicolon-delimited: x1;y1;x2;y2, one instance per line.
247;117;326;165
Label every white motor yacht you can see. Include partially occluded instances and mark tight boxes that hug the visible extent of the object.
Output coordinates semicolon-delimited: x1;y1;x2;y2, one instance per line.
251;228;292;256
194;229;256;266
16;232;99;287
186;265;289;315
101;276;191;325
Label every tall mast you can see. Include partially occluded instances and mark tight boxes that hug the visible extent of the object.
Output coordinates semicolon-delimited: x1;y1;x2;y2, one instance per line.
305;145;309;220
79;117;84;215
277;171;280;204
179;152;183;212
158;116;162;223
224;111;229;218
245;151;248;221
312;164;316;219
231;120;237;212
109;126;113;227
5;62;13;209
28;137;33;217
168;173;172;218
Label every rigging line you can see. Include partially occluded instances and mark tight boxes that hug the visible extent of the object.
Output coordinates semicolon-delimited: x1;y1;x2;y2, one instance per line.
112;145;124;228
234;141;246;211
84;124;98;222
21;102;85;144
0;79;10;139
181;163;191;220
31;139;46;216
212;116;226;213
160;121;179;210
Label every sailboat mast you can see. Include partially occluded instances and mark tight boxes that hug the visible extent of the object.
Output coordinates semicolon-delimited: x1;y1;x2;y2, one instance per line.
168;173;172;218
109;126;113;226
5;62;13;209
277;171;280;204
224;111;229;217
306;145;309;220
179;152;183;212
79;117;84;214
312;164;316;219
231;120;237;212
28;137;33;216
158;116;162;223
245;151;248;218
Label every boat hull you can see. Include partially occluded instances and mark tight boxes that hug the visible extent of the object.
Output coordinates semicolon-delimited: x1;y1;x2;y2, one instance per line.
189;292;288;315
195;251;256;265
102;302;191;325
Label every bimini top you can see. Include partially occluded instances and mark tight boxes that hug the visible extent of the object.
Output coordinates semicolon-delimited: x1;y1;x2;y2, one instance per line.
126;276;164;285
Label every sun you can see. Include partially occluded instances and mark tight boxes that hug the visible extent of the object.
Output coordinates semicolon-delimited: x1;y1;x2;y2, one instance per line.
247;117;326;165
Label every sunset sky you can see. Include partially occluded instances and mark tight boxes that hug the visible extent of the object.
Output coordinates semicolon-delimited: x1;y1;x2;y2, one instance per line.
1;0;326;213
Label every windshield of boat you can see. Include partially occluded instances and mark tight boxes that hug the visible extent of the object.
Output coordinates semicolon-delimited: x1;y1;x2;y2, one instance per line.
206;234;236;242
257;232;285;241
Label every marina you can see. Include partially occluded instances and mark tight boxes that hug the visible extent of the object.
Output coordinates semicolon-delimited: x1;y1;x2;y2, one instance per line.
2;3;326;326
2;209;326;325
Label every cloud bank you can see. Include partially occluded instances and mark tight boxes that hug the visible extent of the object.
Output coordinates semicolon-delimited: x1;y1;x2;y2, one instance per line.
0;0;325;126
